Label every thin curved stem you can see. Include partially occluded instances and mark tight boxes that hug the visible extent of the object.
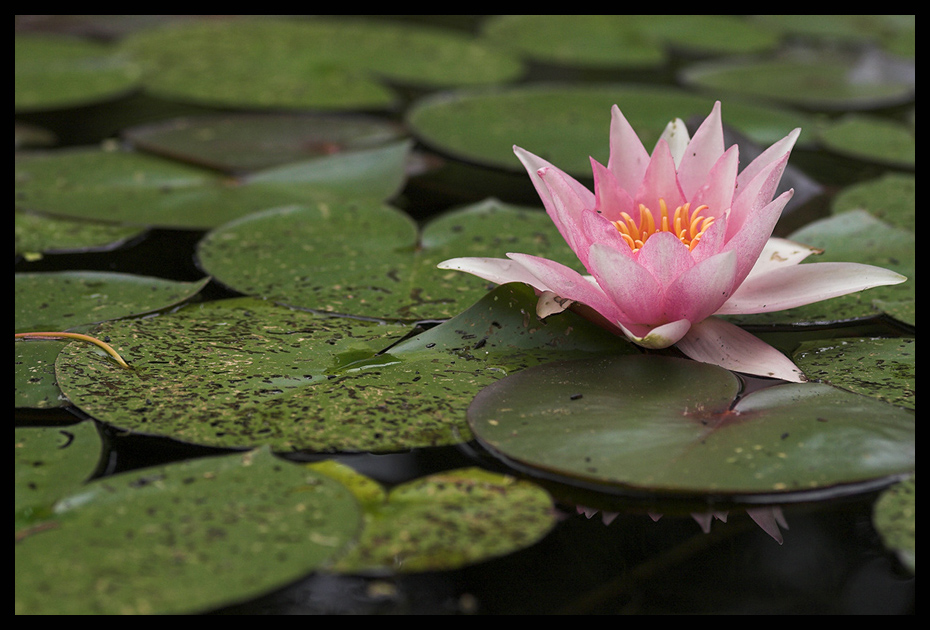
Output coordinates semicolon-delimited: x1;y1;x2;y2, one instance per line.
15;331;131;369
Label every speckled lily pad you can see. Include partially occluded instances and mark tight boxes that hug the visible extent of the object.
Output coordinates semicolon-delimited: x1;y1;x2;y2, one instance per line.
15;447;362;614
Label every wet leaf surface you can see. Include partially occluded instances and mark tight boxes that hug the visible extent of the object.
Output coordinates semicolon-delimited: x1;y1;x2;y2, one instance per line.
311;461;557;574
54;285;634;452
15;447;362;614
468;354;914;497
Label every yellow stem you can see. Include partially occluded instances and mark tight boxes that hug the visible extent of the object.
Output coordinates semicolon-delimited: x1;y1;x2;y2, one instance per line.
15;331;131;369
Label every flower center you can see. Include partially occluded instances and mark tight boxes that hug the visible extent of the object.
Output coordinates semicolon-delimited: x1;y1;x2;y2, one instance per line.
611;199;715;253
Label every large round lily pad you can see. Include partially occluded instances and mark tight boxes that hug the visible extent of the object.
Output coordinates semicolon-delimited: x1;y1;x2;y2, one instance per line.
406;84;811;179
121;17;522;110
15;447;362;615
14;143;409;229
15;271;210;332
196;198;583;321
54;286;633;453
680;51;915;111
468;354;915;498
15;34;141;111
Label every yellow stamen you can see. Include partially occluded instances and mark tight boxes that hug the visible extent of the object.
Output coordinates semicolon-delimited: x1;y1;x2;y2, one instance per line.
611;199;715;253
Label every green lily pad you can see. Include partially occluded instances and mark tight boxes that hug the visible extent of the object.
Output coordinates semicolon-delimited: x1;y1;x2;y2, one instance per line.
123;113;407;174
726;210;914;327
15;142;410;229
15;208;146;260
480;15;666;68
15;422;103;531
406;84;811;179
831;172;915;231
15;33;141;111
680;52;915;111
311;461;557;574
54;285;633;453
749;15;915;57
793;337;914;410
468;354;915;497
121;17;522;111
480;16;780;69
15;447;362;615
15;271;210;332
872;476;915;573
196;198;583;321
818;114;915;168
16;337;69;408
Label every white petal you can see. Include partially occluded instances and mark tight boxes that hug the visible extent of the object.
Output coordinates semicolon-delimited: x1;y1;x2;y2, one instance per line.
536;291;574;318
675;317;806;382
717;262;907;315
658;117;690;168
617;319;692;349
742;237;822;283
437;256;552;292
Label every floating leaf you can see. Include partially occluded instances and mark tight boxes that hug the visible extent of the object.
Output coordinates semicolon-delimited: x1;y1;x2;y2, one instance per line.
872;476;915;573
123;113;406;173
15;271;210;332
15;209;146;260
197;198;582;321
311;461;557;574
680;50;915;111
817;114;915;168
121;17;522;110
15;143;410;229
15;422;103;530
793;337;914;410
480;15;666;68
831;172;915;231
15;34;141;111
468;354;915;497
15;338;68;408
407;84;810;179
54;285;633;452
15;447;362;615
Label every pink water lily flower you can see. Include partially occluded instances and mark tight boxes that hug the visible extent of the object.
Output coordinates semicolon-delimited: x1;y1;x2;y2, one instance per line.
439;102;906;382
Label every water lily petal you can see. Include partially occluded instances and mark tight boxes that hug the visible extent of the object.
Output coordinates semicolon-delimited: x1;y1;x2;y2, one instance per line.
536;166;598;266
716;262;907;315
675;317;807;382
437;256;552;291
505;252;624;322
617;318;692;348
736;127;801;195
635;230;694;287
514;146;595;223
729;151;793;239
676;101;724;198
665;250;737;324
581;209;633;259
723;189;794;286
658;117;690;168
586;242;664;326
635;139;687;212
689;145;739;219
607;104;651;194
742;237;822;282
591;157;635;222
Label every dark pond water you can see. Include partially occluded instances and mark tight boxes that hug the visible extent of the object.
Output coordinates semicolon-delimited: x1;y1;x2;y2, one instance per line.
16;15;914;614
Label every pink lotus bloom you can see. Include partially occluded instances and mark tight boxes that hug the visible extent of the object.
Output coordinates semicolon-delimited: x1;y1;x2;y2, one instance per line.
439;102;906;382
